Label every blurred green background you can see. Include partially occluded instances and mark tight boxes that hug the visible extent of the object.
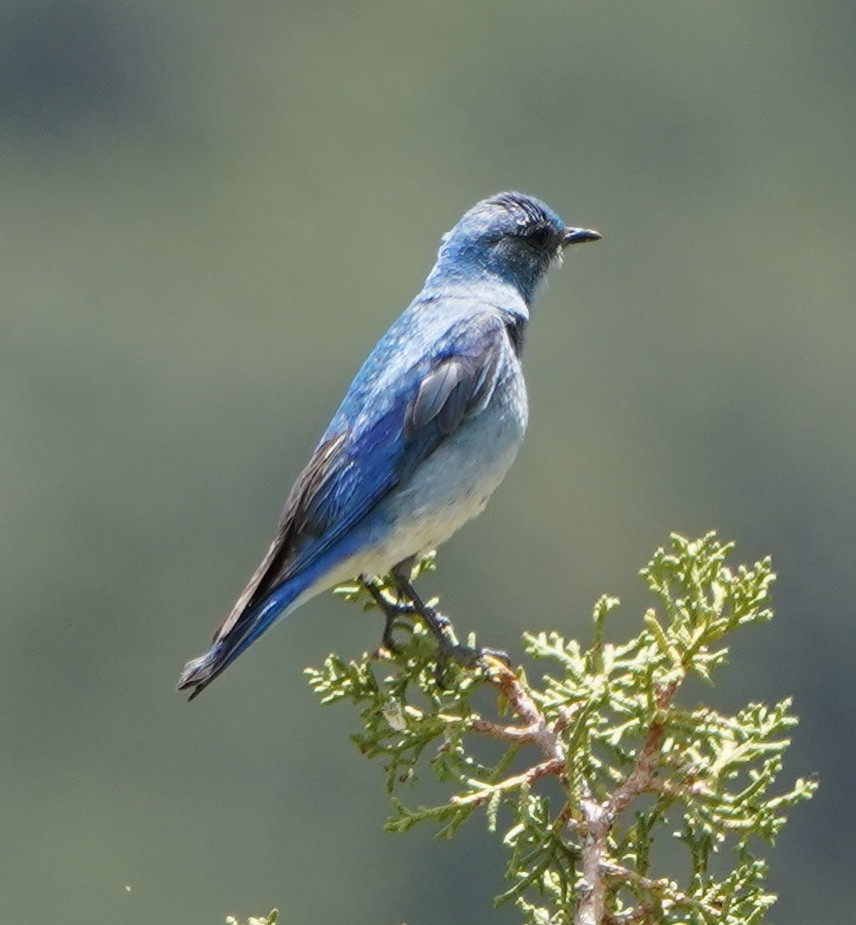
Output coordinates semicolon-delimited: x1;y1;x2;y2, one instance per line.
2;1;853;922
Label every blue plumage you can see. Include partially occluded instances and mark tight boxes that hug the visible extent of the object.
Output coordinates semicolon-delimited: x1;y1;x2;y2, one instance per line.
178;192;599;699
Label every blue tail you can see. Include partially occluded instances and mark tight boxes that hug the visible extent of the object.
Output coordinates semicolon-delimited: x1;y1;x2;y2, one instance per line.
179;495;385;699
178;577;308;700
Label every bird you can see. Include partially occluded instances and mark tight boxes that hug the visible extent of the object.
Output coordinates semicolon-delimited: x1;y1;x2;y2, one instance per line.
178;192;600;699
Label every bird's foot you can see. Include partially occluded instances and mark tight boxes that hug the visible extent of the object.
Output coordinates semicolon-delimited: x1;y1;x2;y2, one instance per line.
361;575;416;654
432;637;511;684
365;563;509;683
387;562;508;683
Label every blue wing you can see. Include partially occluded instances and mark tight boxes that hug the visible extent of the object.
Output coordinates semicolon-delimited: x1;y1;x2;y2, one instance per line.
209;307;512;644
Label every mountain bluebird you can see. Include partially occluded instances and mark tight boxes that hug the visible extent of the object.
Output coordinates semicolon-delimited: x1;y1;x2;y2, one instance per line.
178;192;600;699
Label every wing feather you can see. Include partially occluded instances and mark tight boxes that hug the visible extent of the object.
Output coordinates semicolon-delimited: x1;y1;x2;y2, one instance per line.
211;311;512;645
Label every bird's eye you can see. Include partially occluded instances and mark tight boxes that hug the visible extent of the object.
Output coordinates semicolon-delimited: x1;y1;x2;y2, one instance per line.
525;227;553;249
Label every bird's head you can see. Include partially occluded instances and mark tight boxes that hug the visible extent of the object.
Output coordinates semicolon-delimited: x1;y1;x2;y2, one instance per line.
429;192;600;304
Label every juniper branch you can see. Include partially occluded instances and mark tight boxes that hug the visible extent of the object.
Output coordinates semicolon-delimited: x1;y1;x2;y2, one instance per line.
307;534;816;925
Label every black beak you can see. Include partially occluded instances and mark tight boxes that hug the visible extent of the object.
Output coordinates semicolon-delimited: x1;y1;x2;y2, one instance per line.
563;226;602;246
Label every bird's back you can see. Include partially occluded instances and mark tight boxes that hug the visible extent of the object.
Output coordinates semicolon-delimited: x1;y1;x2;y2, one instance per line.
326;284;529;439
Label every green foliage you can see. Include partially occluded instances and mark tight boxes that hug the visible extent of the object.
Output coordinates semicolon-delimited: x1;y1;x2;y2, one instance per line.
306;534;816;925
225;910;278;925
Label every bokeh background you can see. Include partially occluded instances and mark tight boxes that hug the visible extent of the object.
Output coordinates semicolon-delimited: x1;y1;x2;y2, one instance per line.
2;1;853;922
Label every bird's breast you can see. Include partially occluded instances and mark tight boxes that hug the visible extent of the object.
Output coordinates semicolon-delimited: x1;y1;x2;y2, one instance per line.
376;362;527;560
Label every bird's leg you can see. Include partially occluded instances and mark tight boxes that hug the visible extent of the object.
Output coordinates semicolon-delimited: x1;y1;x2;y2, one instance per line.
360;574;416;653
390;559;509;680
390;558;456;646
